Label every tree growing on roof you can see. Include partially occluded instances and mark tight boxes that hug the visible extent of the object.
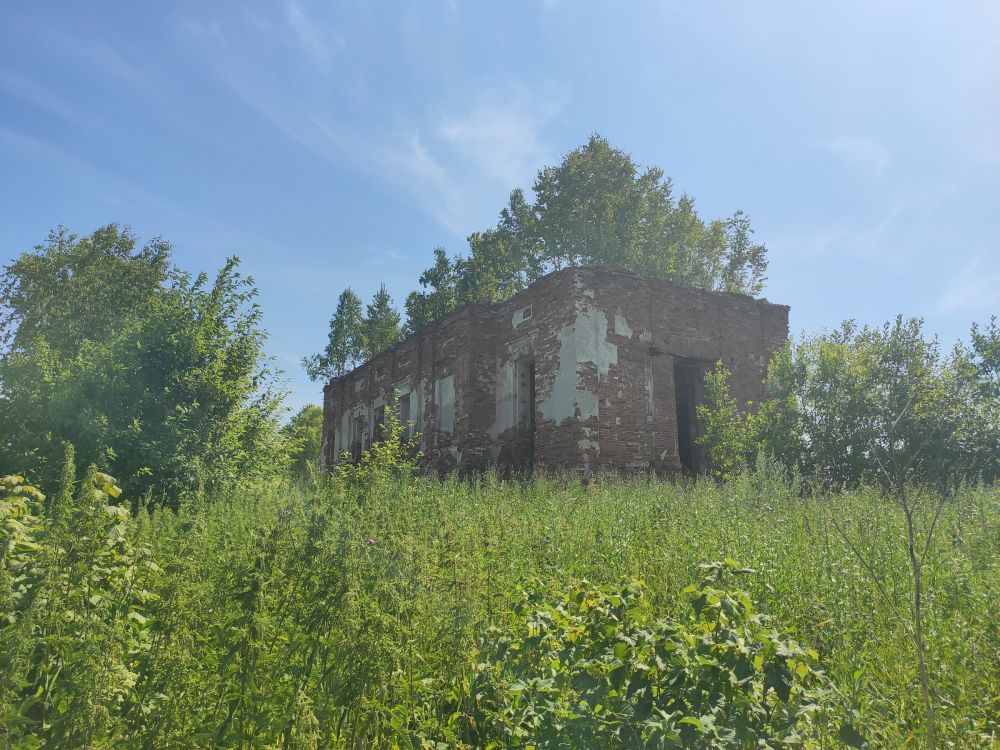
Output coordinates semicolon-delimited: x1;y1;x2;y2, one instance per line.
302;287;364;381
403;133;768;332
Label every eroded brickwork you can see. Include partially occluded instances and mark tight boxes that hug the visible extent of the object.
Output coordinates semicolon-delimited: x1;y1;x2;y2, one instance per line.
323;267;788;475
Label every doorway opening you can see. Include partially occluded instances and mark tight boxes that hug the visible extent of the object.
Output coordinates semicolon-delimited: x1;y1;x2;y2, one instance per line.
673;358;712;474
515;358;536;469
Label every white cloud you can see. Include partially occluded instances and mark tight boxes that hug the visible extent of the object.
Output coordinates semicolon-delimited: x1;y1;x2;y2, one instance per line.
809;136;890;178
767;201;901;263
180;4;562;237
284;0;345;62
438;95;555;189
936;256;1000;313
374;87;561;234
0;69;87;124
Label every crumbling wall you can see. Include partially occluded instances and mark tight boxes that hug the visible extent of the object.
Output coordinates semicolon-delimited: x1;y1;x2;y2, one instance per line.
552;268;788;473
322;267;788;477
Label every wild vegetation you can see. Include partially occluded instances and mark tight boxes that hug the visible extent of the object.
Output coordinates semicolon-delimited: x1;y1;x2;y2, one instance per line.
2;449;998;748
0;226;286;503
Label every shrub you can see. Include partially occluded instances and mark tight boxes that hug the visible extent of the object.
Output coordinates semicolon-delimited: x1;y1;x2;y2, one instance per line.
0;455;158;747
335;398;421;489
0;226;287;503
395;561;858;748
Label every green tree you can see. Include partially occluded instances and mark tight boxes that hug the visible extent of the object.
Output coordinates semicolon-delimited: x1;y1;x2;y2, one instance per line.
0;225;286;502
361;284;402;360
698;317;994;489
0;225;170;354
404;248;460;333
281;405;324;480
951;316;1000;482
303;288;364;381
406;134;768;327
455;187;546;304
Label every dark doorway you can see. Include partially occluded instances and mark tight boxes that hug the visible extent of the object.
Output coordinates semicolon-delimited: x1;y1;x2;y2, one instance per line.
673;359;711;474
515;358;536;469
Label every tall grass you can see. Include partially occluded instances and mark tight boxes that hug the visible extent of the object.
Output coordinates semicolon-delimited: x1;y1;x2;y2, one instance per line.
3;466;998;747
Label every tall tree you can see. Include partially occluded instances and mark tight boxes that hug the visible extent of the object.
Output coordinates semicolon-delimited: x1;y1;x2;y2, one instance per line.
405;133;769;328
361;284;402;360
0;225;170;353
303;288;364;381
404;248;460;333
0;225;286;502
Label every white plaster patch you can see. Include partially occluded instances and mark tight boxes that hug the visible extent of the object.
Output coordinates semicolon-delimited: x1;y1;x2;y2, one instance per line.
639;329;652;344
416;380;429;450
574;274;595;299
614;313;633;338
538;304;618;424
579;426;600;457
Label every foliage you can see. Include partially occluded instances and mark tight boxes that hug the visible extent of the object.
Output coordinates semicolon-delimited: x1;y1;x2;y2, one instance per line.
698;367;759;481
951;315;1000;482
0;474;45;624
306;284;403;381
698;316;1000;489
0;224;170;354
698;316;1000;747
335;396;421;489
403;134;768;332
282;405;324;481
0;453;158;748
0;462;997;748
0;225;287;502
302;287;364;381
361;284;403;361
440;564;849;748
404;247;462;333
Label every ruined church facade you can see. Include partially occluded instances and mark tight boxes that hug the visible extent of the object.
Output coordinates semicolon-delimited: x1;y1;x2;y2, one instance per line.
322;267;789;475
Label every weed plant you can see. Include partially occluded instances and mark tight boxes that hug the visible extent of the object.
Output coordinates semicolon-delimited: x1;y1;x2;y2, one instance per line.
2;461;998;747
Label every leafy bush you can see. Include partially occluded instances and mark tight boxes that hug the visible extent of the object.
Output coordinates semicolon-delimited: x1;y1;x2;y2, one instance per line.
0;453;158;747
335;399;421;489
698;316;1000;488
0;226;287;503
282;404;324;482
400;561;853;748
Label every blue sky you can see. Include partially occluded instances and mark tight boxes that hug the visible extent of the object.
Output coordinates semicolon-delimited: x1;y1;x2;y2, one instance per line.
2;1;998;413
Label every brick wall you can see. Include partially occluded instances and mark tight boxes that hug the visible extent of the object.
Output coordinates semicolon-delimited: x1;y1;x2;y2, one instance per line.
322;267;788;476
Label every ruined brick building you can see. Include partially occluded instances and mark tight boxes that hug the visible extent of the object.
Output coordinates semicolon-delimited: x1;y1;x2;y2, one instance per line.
322;267;788;476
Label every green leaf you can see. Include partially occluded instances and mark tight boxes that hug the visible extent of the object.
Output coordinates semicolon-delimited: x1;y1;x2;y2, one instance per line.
838;722;867;748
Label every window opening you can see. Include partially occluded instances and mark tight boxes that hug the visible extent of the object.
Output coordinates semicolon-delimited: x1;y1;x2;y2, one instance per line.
398;392;412;440
351;413;364;462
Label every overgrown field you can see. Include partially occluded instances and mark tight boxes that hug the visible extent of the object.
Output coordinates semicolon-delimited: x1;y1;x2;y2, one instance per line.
2;467;998;748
